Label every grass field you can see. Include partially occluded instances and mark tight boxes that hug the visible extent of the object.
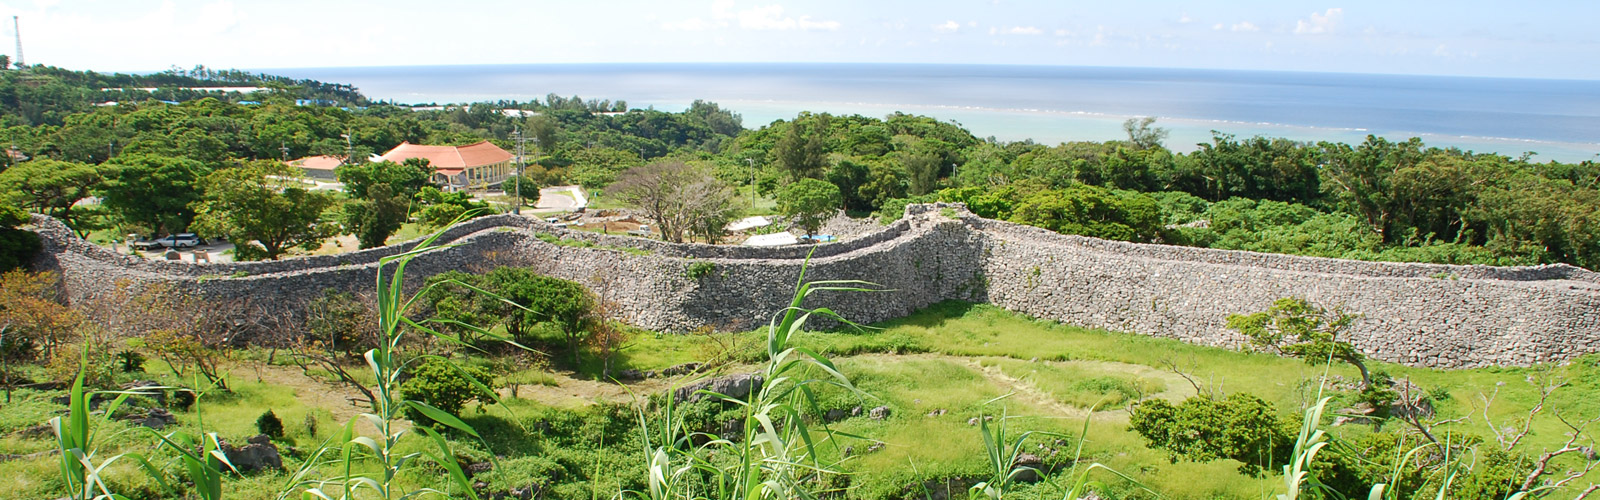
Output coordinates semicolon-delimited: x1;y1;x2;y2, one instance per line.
2;301;1595;499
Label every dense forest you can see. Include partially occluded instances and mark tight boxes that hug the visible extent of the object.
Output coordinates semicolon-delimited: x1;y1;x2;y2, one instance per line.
1;63;1596;270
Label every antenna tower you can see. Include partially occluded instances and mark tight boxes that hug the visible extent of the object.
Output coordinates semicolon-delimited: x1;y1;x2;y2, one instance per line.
11;16;21;67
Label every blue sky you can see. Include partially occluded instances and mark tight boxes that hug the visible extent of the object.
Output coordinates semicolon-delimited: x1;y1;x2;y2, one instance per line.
2;0;1597;79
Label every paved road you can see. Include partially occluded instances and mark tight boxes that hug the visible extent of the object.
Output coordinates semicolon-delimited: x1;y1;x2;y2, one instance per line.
119;241;238;263
535;185;588;210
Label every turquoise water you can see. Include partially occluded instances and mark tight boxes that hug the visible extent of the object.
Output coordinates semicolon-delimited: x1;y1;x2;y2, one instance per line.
271;63;1600;162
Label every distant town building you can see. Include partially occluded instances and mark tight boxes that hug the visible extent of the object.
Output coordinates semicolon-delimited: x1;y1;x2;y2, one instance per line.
287;155;345;180
378;141;514;189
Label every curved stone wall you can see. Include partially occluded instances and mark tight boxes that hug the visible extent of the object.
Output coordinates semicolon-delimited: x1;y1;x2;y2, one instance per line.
26;205;1600;369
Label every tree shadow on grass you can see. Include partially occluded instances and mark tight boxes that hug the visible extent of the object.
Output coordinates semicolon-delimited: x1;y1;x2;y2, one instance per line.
861;300;979;331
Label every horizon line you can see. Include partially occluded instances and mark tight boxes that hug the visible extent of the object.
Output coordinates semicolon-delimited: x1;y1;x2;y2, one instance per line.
63;61;1600;84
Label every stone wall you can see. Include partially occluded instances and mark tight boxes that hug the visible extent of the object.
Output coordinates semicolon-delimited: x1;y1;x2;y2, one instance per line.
26;205;1600;368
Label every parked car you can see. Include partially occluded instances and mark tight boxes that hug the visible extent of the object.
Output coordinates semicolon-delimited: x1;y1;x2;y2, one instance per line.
130;237;165;251
156;233;204;249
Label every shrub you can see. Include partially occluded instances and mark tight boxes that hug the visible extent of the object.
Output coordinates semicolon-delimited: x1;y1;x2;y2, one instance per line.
168;388;196;411
256;410;284;439
473;456;565;496
114;350;145;372
303;289;376;357
302;412;319;438
685;261;715;281
1129;392;1293;476
400;359;496;428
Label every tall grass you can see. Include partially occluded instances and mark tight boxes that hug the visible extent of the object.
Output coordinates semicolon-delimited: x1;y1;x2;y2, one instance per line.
631;261;878;500
51;355;145;500
279;212;524;500
129;379;237;500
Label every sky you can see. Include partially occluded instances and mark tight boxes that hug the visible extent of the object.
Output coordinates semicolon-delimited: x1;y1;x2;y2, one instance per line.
2;0;1597;80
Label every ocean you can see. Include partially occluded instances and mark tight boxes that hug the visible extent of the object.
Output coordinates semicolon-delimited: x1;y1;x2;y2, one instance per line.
269;63;1600;163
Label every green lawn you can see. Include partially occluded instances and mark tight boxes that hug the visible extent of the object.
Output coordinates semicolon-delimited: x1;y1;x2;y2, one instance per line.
3;301;1595;499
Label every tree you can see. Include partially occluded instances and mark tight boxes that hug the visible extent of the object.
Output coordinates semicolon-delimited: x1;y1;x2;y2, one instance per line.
1227;297;1372;388
527;114;559;154
1320;136;1428;243
685;100;744;137
0;270;82;362
335;158;433;200
483;267;594;366
414;186;490;227
825;159;872;212
773;115;827;181
0;159;104;237
99;153;211;235
1008;184;1163;243
612;160;736;243
0;201;41;273
302;289;376;358
189;161;339;261
341;183;409;249
686;183;740;244
777;178;842;238
566;146;641;189
423;268;595;366
1122;117;1169;151
904;150;942;196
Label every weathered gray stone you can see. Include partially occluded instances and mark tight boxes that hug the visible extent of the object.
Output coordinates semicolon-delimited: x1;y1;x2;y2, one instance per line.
24;203;1600;369
223;435;283;473
674;372;764;403
869;405;891;420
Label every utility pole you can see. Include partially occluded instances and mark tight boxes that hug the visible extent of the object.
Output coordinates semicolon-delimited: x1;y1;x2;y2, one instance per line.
11;16;22;68
746;158;756;208
280;142;290;161
340;133;353;164
511;126;527;215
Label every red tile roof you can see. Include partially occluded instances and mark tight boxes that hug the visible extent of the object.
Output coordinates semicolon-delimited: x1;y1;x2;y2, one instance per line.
378;141;512;169
287;155;345;171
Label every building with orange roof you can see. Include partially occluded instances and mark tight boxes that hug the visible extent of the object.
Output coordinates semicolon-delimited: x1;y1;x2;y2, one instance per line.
378;141;514;190
286;155;346;180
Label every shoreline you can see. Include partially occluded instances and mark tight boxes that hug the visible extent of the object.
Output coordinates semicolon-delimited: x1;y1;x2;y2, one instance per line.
271;63;1600;163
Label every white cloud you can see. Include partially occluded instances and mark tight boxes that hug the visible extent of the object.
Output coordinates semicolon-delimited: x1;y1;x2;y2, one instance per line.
1002;26;1042;35
1053;28;1070;36
1178;13;1193;24
1294;8;1343;35
798;16;840;31
1230;21;1260;32
934;20;961;33
737;5;795;30
1212;23;1224;30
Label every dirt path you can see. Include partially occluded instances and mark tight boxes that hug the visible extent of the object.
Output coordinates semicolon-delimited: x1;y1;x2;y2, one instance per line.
498;352;1193;422
247;362;369;423
247;350;1190;424
504;374;674;407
